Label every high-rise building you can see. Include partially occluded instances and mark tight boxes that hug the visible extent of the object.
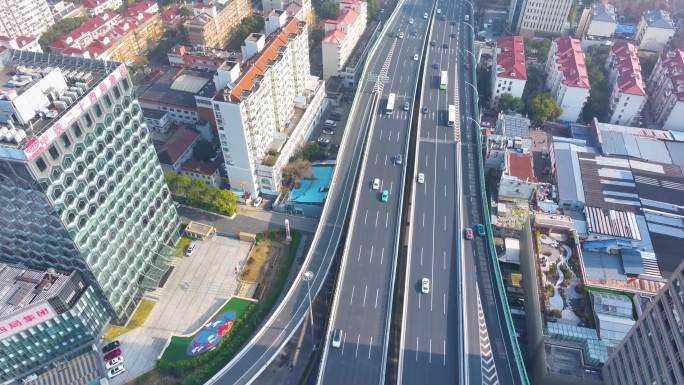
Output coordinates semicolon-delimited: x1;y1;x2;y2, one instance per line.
605;42;647;126
545;36;590;122
184;0;252;49
213;13;326;196
602;259;684;385
510;0;573;37
647;48;684;131
0;0;55;38
491;35;527;103
0;50;181;323
0;262;109;382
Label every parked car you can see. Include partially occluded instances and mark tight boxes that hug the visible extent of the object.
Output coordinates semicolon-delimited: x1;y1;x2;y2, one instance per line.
252;196;263;207
102;341;120;354
398;32;405;39
417;173;424;184
442;43;448;49
421;278;430;294
107;365;126;379
324;119;337;127
103;349;122;362
322;128;335;135
105;356;124;370
464;228;474;240
476;223;486;236
430;40;436;47
403;102;410;111
185;241;196;257
317;137;330;144
436;8;441;13
432;63;439;69
464;14;470;21
421;106;428;114
380;189;389;203
332;329;343;348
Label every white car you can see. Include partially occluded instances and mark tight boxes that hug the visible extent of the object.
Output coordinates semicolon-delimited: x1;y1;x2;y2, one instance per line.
185;241;196;257
398;32;405;39
372;178;380;190
252;196;263;207
107;365;126;379
331;329;342;348
421;278;430;294
417;173;424;184
409;17;414;24
413;53;419;61
464;14;470;21
105;356;124;370
423;12;428;19
437;8;441;14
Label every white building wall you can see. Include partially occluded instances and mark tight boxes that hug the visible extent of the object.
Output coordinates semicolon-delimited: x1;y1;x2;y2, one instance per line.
637;27;674;52
322;42;340;79
556;85;589;122
586;19;616;37
517;0;572;37
0;0;55;37
662;102;684;131
492;76;526;100
608;89;646;125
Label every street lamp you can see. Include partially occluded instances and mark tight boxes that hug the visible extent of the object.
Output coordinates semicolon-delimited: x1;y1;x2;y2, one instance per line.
464;80;479;101
464;116;480;128
303;270;316;351
463;21;474;35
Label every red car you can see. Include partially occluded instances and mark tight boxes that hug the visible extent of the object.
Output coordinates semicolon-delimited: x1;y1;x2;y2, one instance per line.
464;228;474;240
103;348;122;362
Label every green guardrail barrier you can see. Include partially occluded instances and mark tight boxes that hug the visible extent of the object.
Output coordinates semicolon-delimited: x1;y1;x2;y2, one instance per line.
466;15;530;385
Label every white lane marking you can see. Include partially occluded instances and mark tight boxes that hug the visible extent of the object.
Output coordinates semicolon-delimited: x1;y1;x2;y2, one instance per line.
389;130;393;141
444;215;447;231
385;154;388;165
380;247;385;265
425;154;428;167
445;155;447;169
443;339;447;366
362;285;368;307
444;292;447;315
379;129;383;140
429;339;432;363
375;210;379;227
422;212;425;227
369;245;374;264
368;336;373;359
420;247;424;265
385;211;389;228
350;285;355;305
375;153;379;164
390;181;393;194
355;334;361;358
364;209;368;224
341;331;347;355
418;292;421;309
444;184;447;197
358;244;363;262
374;288;379;309
416;337;419;361
443;251;447;270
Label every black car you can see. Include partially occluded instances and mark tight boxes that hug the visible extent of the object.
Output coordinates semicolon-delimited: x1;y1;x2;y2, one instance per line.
442;43;448;49
430;40;436;46
102;340;120;353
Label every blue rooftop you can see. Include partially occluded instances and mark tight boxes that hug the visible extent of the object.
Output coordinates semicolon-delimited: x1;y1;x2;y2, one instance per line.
289;164;334;204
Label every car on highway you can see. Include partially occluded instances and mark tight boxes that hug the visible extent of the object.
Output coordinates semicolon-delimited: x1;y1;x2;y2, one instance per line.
464;227;474;240
421;278;430;294
317;137;330;144
465;14;470;21
380;189;389;203
430;40;436;47
409;17;414;24
322;128;334;135
372;178;380;190
403;101;410;111
332;329;342;348
423;12;428;19
440;14;447;21
107;365;126;379
398;32;404;39
476;223;486;236
421;106;428;114
395;154;403;165
451;33;457;38
103;348;121;362
252;196;263;207
442;43;448;49
185;241;196;257
413;53;419;61
105;356;124;370
417;173;424;183
436;8;441;13
432;63;439;69
102;341;120;353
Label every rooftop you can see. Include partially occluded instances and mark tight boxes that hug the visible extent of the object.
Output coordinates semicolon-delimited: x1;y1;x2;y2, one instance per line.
0;35;38;50
322;29;347;45
30;350;102;385
181;159;219;176
496;112;531;139
610;42;645;96
507;152;536;182
289;164;334;204
496;35;526;80
643;9;674;29
157;126;199;165
553;37;590;89
591;2;617;22
658;49;684;102
138;67;216;109
0;263;72;319
326;7;359;26
593;119;674;163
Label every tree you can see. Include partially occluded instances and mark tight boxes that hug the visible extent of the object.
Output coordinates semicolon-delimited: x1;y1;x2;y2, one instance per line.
524;38;551;65
638;52;658;78
496;93;524;114
310;27;324;45
525;94;562;125
193;140;215;162
226;15;265;50
38;17;88;52
581;44;610;123
522;66;545;103
366;0;380;19
316;1;340;20
296;142;324;162
281;159;312;189
476;64;492;108
179;6;192;17
209;189;237;216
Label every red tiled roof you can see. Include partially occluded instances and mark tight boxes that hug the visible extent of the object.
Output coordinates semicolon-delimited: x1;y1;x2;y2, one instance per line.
0;35;37;48
553;36;590;89
611;42;645;96
227;17;302;102
660;49;684;101
496;35;526;80
322;29;347;44
122;1;156;17
507;152;536;182
181;159;219;175
193;3;214;9
161;126;199;164
52;10;119;45
83;0;108;8
325;8;358;26
161;5;179;21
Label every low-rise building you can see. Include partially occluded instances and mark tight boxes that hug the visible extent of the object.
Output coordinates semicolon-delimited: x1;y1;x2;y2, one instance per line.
142;108;171;133
49;0;85;22
181;159;221;186
635;9;675;52
500;151;537;201
605;42;646;126
184;0;252;49
647;48;684;131
0;263;109;382
161;5;182;29
576;2;617;39
82;0;122;17
545;36;590;122
321;0;367;80
0;36;42;53
167;45;238;71
491;35;527;103
157;125;200;172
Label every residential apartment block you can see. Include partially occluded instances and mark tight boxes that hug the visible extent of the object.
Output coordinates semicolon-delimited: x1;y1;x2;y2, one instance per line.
491;35;527;103
635;9;675;52
213;14;326;196
49;2;164;64
605;42;646;126
0;263;109;382
0;50;181;323
167;45;238;71
83;0;123;17
576;2;617;39
510;0;573;37
647;48;684;131
602;260;684;385
321;0;367;80
184;0;252;49
0;35;42;52
545;36;590;122
0;0;55;38
262;0;314;27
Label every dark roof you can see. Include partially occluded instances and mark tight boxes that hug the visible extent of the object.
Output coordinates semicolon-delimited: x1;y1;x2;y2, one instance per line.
181;159;219;175
158;126;198;165
138;68;216;109
142;107;167;120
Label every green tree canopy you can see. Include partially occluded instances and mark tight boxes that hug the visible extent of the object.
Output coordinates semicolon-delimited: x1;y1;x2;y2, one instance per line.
524;38;551;65
638;52;658;78
367;0;380;19
38;17;88;52
525;94;562;126
179;7;192;17
164;171;237;216
316;1;340;20
496;93;524;114
193;140;215;162
210;189;237;216
581;45;610;123
226;15;265;50
295;142;324;162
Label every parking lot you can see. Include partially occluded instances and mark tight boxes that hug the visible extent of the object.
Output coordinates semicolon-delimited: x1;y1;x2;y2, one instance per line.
106;235;251;384
311;101;351;159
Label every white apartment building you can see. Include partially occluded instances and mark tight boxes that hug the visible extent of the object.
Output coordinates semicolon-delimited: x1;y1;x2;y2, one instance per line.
213;14;326;196
605;42;646;125
321;0;367;80
576;2;617;39
491;35;527;103
635;9;675;52
83;0;124;17
514;0;573;37
647;49;684;131
545;36;590;122
0;0;55;38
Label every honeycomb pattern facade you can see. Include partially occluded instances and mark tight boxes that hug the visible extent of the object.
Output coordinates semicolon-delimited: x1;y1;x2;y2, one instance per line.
0;75;181;322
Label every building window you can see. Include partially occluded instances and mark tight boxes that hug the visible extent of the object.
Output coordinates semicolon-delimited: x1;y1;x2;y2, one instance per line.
94;103;103;117
104;94;112;108
72;122;83;137
35;157;47;172
48;145;59;160
61;135;71;148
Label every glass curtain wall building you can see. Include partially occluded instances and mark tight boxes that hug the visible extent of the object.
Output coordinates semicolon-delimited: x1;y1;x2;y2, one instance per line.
0;50;180;323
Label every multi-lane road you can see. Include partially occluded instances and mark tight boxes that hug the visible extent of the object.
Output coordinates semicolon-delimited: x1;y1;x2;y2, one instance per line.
317;0;434;383
398;0;464;383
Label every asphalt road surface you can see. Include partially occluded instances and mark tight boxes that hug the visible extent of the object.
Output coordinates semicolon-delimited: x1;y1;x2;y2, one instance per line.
316;0;436;384
398;0;464;384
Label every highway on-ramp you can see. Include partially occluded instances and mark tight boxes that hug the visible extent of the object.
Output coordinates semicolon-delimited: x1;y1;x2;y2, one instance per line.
316;0;436;383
